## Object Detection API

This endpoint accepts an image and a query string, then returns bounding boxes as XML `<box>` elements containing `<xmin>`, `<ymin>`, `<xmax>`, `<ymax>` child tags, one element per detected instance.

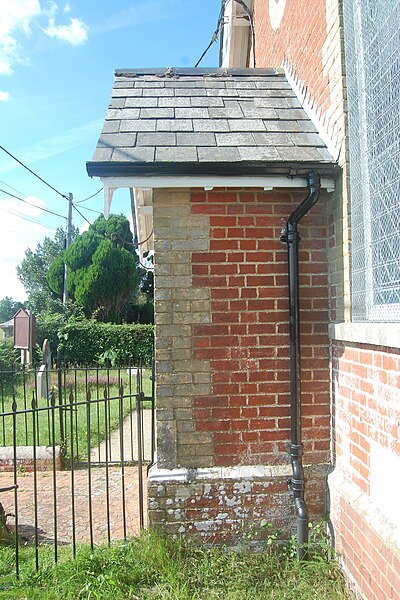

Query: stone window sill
<box><xmin>329</xmin><ymin>322</ymin><xmax>400</xmax><ymax>350</ymax></box>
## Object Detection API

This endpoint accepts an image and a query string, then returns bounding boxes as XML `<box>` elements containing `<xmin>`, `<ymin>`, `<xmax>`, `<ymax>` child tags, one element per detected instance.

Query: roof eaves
<box><xmin>86</xmin><ymin>160</ymin><xmax>340</xmax><ymax>179</ymax></box>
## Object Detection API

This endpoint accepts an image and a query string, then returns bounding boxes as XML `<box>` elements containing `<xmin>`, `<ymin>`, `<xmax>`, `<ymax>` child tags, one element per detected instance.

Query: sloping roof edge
<box><xmin>87</xmin><ymin>160</ymin><xmax>339</xmax><ymax>179</ymax></box>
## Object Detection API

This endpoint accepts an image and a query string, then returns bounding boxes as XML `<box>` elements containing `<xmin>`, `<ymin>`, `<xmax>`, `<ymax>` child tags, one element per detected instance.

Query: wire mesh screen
<box><xmin>343</xmin><ymin>0</ymin><xmax>400</xmax><ymax>321</ymax></box>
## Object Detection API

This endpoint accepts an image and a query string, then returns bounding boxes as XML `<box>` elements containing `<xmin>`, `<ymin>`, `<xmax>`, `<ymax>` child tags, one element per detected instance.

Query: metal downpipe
<box><xmin>280</xmin><ymin>171</ymin><xmax>321</xmax><ymax>560</ymax></box>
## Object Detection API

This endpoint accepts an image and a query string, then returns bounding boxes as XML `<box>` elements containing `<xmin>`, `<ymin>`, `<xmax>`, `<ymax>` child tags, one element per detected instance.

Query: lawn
<box><xmin>0</xmin><ymin>367</ymin><xmax>153</xmax><ymax>461</ymax></box>
<box><xmin>0</xmin><ymin>532</ymin><xmax>352</xmax><ymax>599</ymax></box>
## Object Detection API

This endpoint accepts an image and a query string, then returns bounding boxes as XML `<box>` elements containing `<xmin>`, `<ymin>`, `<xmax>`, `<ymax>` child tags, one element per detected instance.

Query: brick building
<box><xmin>87</xmin><ymin>0</ymin><xmax>400</xmax><ymax>598</ymax></box>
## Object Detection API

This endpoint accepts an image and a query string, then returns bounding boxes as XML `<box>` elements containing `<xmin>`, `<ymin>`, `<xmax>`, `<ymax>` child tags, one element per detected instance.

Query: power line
<box><xmin>0</xmin><ymin>144</ymin><xmax>69</xmax><ymax>201</ymax></box>
<box><xmin>0</xmin><ymin>205</ymin><xmax>57</xmax><ymax>230</ymax></box>
<box><xmin>75</xmin><ymin>187</ymin><xmax>103</xmax><ymax>203</ymax></box>
<box><xmin>195</xmin><ymin>0</ymin><xmax>256</xmax><ymax>68</ymax></box>
<box><xmin>0</xmin><ymin>179</ymin><xmax>28</xmax><ymax>198</ymax></box>
<box><xmin>77</xmin><ymin>204</ymin><xmax>102</xmax><ymax>215</ymax></box>
<box><xmin>72</xmin><ymin>203</ymin><xmax>92</xmax><ymax>227</ymax></box>
<box><xmin>0</xmin><ymin>187</ymin><xmax>66</xmax><ymax>219</ymax></box>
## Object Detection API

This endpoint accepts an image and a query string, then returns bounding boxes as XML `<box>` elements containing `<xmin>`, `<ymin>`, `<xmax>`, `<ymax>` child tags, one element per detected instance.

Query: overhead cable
<box><xmin>0</xmin><ymin>187</ymin><xmax>66</xmax><ymax>219</ymax></box>
<box><xmin>0</xmin><ymin>144</ymin><xmax>69</xmax><ymax>201</ymax></box>
<box><xmin>75</xmin><ymin>187</ymin><xmax>103</xmax><ymax>204</ymax></box>
<box><xmin>0</xmin><ymin>205</ymin><xmax>57</xmax><ymax>230</ymax></box>
<box><xmin>195</xmin><ymin>0</ymin><xmax>256</xmax><ymax>68</ymax></box>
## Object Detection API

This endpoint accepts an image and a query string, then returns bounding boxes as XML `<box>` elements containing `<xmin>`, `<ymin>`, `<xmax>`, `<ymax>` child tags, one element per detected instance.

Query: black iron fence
<box><xmin>0</xmin><ymin>358</ymin><xmax>155</xmax><ymax>577</ymax></box>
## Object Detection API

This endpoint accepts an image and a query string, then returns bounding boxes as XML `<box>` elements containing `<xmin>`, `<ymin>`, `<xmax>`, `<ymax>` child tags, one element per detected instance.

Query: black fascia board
<box><xmin>86</xmin><ymin>160</ymin><xmax>339</xmax><ymax>179</ymax></box>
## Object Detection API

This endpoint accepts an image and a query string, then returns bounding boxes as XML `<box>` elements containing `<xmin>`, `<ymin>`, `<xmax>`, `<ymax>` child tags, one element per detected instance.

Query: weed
<box><xmin>0</xmin><ymin>532</ymin><xmax>352</xmax><ymax>599</ymax></box>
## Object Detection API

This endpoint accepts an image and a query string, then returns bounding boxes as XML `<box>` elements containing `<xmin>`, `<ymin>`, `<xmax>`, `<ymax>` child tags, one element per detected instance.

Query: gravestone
<box><xmin>37</xmin><ymin>339</ymin><xmax>51</xmax><ymax>400</ymax></box>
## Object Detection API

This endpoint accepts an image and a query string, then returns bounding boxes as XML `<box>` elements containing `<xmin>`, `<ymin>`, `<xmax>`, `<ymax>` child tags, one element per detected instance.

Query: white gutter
<box><xmin>102</xmin><ymin>174</ymin><xmax>335</xmax><ymax>217</ymax></box>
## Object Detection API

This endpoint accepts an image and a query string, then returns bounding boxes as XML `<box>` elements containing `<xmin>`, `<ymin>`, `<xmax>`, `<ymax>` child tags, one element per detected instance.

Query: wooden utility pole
<box><xmin>63</xmin><ymin>193</ymin><xmax>73</xmax><ymax>304</ymax></box>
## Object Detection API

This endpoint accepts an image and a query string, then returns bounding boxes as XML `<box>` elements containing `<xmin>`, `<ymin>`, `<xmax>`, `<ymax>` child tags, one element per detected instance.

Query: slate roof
<box><xmin>87</xmin><ymin>68</ymin><xmax>336</xmax><ymax>178</ymax></box>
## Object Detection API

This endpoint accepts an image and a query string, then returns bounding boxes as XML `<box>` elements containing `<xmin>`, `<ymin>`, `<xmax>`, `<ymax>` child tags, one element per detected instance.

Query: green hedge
<box><xmin>58</xmin><ymin>321</ymin><xmax>154</xmax><ymax>366</ymax></box>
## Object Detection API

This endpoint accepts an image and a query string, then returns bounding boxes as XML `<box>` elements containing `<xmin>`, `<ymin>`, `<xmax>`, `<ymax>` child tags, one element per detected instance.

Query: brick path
<box><xmin>0</xmin><ymin>466</ymin><xmax>147</xmax><ymax>545</ymax></box>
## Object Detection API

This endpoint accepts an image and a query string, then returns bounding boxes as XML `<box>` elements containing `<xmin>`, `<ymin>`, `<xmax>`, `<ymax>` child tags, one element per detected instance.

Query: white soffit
<box><xmin>102</xmin><ymin>174</ymin><xmax>335</xmax><ymax>217</ymax></box>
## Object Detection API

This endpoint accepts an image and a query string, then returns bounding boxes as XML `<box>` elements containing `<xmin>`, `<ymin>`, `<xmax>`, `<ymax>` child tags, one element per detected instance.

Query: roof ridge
<box><xmin>114</xmin><ymin>67</ymin><xmax>281</xmax><ymax>78</ymax></box>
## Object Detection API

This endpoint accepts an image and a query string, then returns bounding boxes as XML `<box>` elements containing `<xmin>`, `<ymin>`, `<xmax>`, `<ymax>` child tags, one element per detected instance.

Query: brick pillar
<box><xmin>148</xmin><ymin>187</ymin><xmax>330</xmax><ymax>545</ymax></box>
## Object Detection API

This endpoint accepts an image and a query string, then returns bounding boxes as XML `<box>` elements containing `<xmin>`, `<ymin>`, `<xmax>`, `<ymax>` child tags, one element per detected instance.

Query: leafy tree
<box><xmin>17</xmin><ymin>226</ymin><xmax>79</xmax><ymax>315</ymax></box>
<box><xmin>0</xmin><ymin>297</ymin><xmax>25</xmax><ymax>323</ymax></box>
<box><xmin>47</xmin><ymin>214</ymin><xmax>138</xmax><ymax>323</ymax></box>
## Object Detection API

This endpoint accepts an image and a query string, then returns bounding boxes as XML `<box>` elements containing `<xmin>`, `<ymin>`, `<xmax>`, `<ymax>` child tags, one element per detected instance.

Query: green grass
<box><xmin>0</xmin><ymin>532</ymin><xmax>351</xmax><ymax>599</ymax></box>
<box><xmin>0</xmin><ymin>368</ymin><xmax>153</xmax><ymax>461</ymax></box>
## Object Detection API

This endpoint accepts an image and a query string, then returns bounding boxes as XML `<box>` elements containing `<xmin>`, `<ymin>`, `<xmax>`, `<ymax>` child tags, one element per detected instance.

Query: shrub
<box><xmin>0</xmin><ymin>339</ymin><xmax>19</xmax><ymax>371</ymax></box>
<box><xmin>58</xmin><ymin>321</ymin><xmax>154</xmax><ymax>366</ymax></box>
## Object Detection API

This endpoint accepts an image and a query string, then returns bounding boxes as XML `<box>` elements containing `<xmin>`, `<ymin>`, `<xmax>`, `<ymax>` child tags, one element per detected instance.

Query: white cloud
<box><xmin>0</xmin><ymin>0</ymin><xmax>41</xmax><ymax>75</ymax></box>
<box><xmin>0</xmin><ymin>195</ymin><xmax>49</xmax><ymax>300</ymax></box>
<box><xmin>0</xmin><ymin>0</ymin><xmax>88</xmax><ymax>82</ymax></box>
<box><xmin>44</xmin><ymin>16</ymin><xmax>88</xmax><ymax>45</ymax></box>
<box><xmin>0</xmin><ymin>91</ymin><xmax>11</xmax><ymax>101</ymax></box>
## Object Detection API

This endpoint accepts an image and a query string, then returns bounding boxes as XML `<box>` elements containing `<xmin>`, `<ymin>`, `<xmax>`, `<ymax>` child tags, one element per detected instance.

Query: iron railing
<box><xmin>0</xmin><ymin>358</ymin><xmax>155</xmax><ymax>577</ymax></box>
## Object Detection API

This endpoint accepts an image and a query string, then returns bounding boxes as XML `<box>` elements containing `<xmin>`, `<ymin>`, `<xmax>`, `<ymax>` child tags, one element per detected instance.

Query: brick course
<box><xmin>191</xmin><ymin>188</ymin><xmax>330</xmax><ymax>467</ymax></box>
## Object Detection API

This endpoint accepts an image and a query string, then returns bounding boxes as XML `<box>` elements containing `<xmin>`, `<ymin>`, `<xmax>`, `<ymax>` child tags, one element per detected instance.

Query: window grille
<box><xmin>343</xmin><ymin>0</ymin><xmax>400</xmax><ymax>321</ymax></box>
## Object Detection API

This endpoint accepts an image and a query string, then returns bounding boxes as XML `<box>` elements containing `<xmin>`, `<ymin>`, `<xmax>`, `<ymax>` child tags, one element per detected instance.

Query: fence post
<box><xmin>56</xmin><ymin>350</ymin><xmax>65</xmax><ymax>444</ymax></box>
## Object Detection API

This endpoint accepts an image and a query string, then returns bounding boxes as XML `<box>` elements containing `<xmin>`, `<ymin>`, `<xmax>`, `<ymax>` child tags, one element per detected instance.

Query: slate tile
<box><xmin>134</xmin><ymin>81</ymin><xmax>165</xmax><ymax>88</ymax></box>
<box><xmin>297</xmin><ymin>120</ymin><xmax>318</xmax><ymax>133</ymax></box>
<box><xmin>112</xmin><ymin>88</ymin><xmax>142</xmax><ymax>97</ymax></box>
<box><xmin>99</xmin><ymin>132</ymin><xmax>137</xmax><ymax>147</ymax></box>
<box><xmin>106</xmin><ymin>108</ymin><xmax>140</xmax><ymax>120</ymax></box>
<box><xmin>193</xmin><ymin>119</ymin><xmax>230</xmax><ymax>132</ymax></box>
<box><xmin>140</xmin><ymin>107</ymin><xmax>174</xmax><ymax>118</ymax></box>
<box><xmin>228</xmin><ymin>119</ymin><xmax>266</xmax><ymax>131</ymax></box>
<box><xmin>277</xmin><ymin>146</ymin><xmax>324</xmax><ymax>161</ymax></box>
<box><xmin>238</xmin><ymin>89</ymin><xmax>275</xmax><ymax>97</ymax></box>
<box><xmin>92</xmin><ymin>148</ymin><xmax>113</xmax><ymax>161</ymax></box>
<box><xmin>240</xmin><ymin>105</ymin><xmax>278</xmax><ymax>119</ymax></box>
<box><xmin>159</xmin><ymin>97</ymin><xmax>191</xmax><ymax>107</ymax></box>
<box><xmin>197</xmin><ymin>147</ymin><xmax>241</xmax><ymax>161</ymax></box>
<box><xmin>317</xmin><ymin>147</ymin><xmax>335</xmax><ymax>161</ymax></box>
<box><xmin>256</xmin><ymin>80</ymin><xmax>291</xmax><ymax>89</ymax></box>
<box><xmin>177</xmin><ymin>132</ymin><xmax>216</xmax><ymax>146</ymax></box>
<box><xmin>238</xmin><ymin>146</ymin><xmax>281</xmax><ymax>160</ymax></box>
<box><xmin>102</xmin><ymin>120</ymin><xmax>121</xmax><ymax>133</ymax></box>
<box><xmin>175</xmin><ymin>107</ymin><xmax>209</xmax><ymax>118</ymax></box>
<box><xmin>253</xmin><ymin>132</ymin><xmax>293</xmax><ymax>146</ymax></box>
<box><xmin>289</xmin><ymin>133</ymin><xmax>326</xmax><ymax>146</ymax></box>
<box><xmin>143</xmin><ymin>88</ymin><xmax>175</xmax><ymax>97</ymax></box>
<box><xmin>215</xmin><ymin>132</ymin><xmax>256</xmax><ymax>146</ymax></box>
<box><xmin>264</xmin><ymin>120</ymin><xmax>304</xmax><ymax>133</ymax></box>
<box><xmin>190</xmin><ymin>97</ymin><xmax>224</xmax><ymax>107</ymax></box>
<box><xmin>113</xmin><ymin>81</ymin><xmax>135</xmax><ymax>89</ymax></box>
<box><xmin>156</xmin><ymin>147</ymin><xmax>198</xmax><ymax>161</ymax></box>
<box><xmin>225</xmin><ymin>81</ymin><xmax>256</xmax><ymax>89</ymax></box>
<box><xmin>276</xmin><ymin>109</ymin><xmax>308</xmax><ymax>120</ymax></box>
<box><xmin>209</xmin><ymin>102</ymin><xmax>243</xmax><ymax>118</ymax></box>
<box><xmin>165</xmin><ymin>80</ymin><xmax>203</xmax><ymax>88</ymax></box>
<box><xmin>109</xmin><ymin>97</ymin><xmax>125</xmax><ymax>108</ymax></box>
<box><xmin>203</xmin><ymin>80</ymin><xmax>227</xmax><ymax>88</ymax></box>
<box><xmin>125</xmin><ymin>97</ymin><xmax>158</xmax><ymax>107</ymax></box>
<box><xmin>205</xmin><ymin>88</ymin><xmax>239</xmax><ymax>97</ymax></box>
<box><xmin>157</xmin><ymin>119</ymin><xmax>193</xmax><ymax>132</ymax></box>
<box><xmin>113</xmin><ymin>147</ymin><xmax>155</xmax><ymax>162</ymax></box>
<box><xmin>254</xmin><ymin>97</ymin><xmax>290</xmax><ymax>109</ymax></box>
<box><xmin>177</xmin><ymin>88</ymin><xmax>208</xmax><ymax>96</ymax></box>
<box><xmin>137</xmin><ymin>132</ymin><xmax>176</xmax><ymax>146</ymax></box>
<box><xmin>120</xmin><ymin>120</ymin><xmax>156</xmax><ymax>132</ymax></box>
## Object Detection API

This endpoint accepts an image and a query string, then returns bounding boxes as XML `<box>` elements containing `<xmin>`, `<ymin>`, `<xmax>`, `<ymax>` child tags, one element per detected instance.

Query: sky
<box><xmin>0</xmin><ymin>0</ymin><xmax>221</xmax><ymax>301</ymax></box>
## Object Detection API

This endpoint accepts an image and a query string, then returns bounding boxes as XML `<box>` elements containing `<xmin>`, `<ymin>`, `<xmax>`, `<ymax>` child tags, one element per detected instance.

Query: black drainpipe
<box><xmin>280</xmin><ymin>171</ymin><xmax>321</xmax><ymax>560</ymax></box>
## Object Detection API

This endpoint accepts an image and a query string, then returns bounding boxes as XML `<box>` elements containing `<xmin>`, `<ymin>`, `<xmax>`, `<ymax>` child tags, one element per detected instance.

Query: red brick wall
<box><xmin>334</xmin><ymin>491</ymin><xmax>400</xmax><ymax>600</ymax></box>
<box><xmin>332</xmin><ymin>343</ymin><xmax>400</xmax><ymax>493</ymax></box>
<box><xmin>252</xmin><ymin>0</ymin><xmax>333</xmax><ymax>131</ymax></box>
<box><xmin>190</xmin><ymin>188</ymin><xmax>330</xmax><ymax>467</ymax></box>
<box><xmin>331</xmin><ymin>342</ymin><xmax>400</xmax><ymax>599</ymax></box>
